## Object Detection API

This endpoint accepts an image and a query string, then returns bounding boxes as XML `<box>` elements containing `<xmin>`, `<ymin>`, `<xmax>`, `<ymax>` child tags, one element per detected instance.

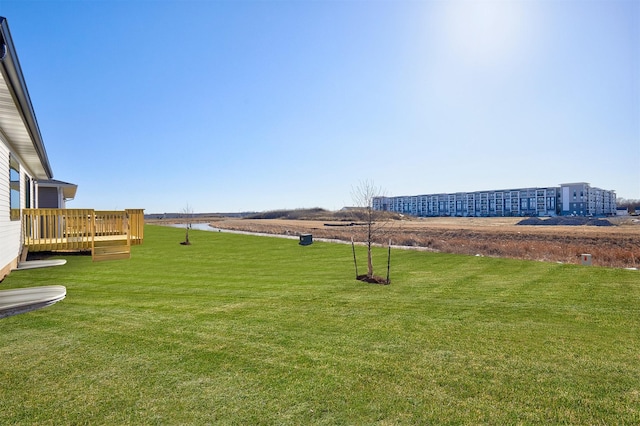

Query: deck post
<box><xmin>126</xmin><ymin>209</ymin><xmax>145</xmax><ymax>245</ymax></box>
<box><xmin>91</xmin><ymin>209</ymin><xmax>96</xmax><ymax>256</ymax></box>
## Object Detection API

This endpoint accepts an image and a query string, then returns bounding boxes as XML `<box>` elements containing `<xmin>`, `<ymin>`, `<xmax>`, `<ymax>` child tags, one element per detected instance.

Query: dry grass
<box><xmin>192</xmin><ymin>216</ymin><xmax>640</xmax><ymax>268</ymax></box>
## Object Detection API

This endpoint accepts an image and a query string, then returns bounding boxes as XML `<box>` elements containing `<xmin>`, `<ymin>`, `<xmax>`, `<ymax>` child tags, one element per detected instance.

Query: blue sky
<box><xmin>2</xmin><ymin>0</ymin><xmax>638</xmax><ymax>213</ymax></box>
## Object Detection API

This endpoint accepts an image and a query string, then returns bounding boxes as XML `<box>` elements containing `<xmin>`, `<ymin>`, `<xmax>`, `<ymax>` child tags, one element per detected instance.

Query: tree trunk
<box><xmin>367</xmin><ymin>240</ymin><xmax>374</xmax><ymax>277</ymax></box>
<box><xmin>367</xmin><ymin>206</ymin><xmax>374</xmax><ymax>277</ymax></box>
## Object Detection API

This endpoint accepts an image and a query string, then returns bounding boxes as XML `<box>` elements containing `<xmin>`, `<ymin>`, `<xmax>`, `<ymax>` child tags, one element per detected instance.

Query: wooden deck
<box><xmin>22</xmin><ymin>209</ymin><xmax>144</xmax><ymax>261</ymax></box>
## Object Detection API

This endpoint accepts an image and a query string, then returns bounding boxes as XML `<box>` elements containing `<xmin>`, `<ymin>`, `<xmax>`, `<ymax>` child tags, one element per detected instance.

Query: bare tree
<box><xmin>617</xmin><ymin>198</ymin><xmax>640</xmax><ymax>214</ymax></box>
<box><xmin>351</xmin><ymin>180</ymin><xmax>392</xmax><ymax>283</ymax></box>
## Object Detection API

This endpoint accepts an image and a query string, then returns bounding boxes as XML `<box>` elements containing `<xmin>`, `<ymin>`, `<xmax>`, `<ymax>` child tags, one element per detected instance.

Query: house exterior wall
<box><xmin>0</xmin><ymin>17</ymin><xmax>55</xmax><ymax>281</ymax></box>
<box><xmin>0</xmin><ymin>141</ymin><xmax>22</xmax><ymax>280</ymax></box>
<box><xmin>38</xmin><ymin>186</ymin><xmax>59</xmax><ymax>208</ymax></box>
<box><xmin>373</xmin><ymin>183</ymin><xmax>616</xmax><ymax>218</ymax></box>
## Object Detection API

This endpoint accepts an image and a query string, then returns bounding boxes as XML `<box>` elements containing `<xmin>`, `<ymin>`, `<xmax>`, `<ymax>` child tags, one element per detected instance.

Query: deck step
<box><xmin>92</xmin><ymin>240</ymin><xmax>130</xmax><ymax>262</ymax></box>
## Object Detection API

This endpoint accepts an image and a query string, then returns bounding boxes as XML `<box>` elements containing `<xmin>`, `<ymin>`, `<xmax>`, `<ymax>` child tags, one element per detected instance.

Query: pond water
<box><xmin>168</xmin><ymin>223</ymin><xmax>221</xmax><ymax>232</ymax></box>
<box><xmin>165</xmin><ymin>222</ymin><xmax>300</xmax><ymax>240</ymax></box>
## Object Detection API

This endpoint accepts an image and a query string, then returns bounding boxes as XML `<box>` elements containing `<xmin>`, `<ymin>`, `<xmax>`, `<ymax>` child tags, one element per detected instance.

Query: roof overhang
<box><xmin>38</xmin><ymin>179</ymin><xmax>78</xmax><ymax>200</ymax></box>
<box><xmin>0</xmin><ymin>17</ymin><xmax>52</xmax><ymax>180</ymax></box>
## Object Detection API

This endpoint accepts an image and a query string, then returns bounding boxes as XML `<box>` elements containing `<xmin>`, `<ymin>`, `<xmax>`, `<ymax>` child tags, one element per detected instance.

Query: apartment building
<box><xmin>373</xmin><ymin>183</ymin><xmax>616</xmax><ymax>218</ymax></box>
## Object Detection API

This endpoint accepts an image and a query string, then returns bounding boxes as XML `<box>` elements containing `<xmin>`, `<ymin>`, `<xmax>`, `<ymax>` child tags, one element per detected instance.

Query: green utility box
<box><xmin>299</xmin><ymin>234</ymin><xmax>313</xmax><ymax>246</ymax></box>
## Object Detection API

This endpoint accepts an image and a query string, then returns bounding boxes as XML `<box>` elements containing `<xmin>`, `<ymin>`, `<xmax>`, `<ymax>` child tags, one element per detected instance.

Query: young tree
<box><xmin>180</xmin><ymin>203</ymin><xmax>193</xmax><ymax>245</ymax></box>
<box><xmin>351</xmin><ymin>180</ymin><xmax>392</xmax><ymax>282</ymax></box>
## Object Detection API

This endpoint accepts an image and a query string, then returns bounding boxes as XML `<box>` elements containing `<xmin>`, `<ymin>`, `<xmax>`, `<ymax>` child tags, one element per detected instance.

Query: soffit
<box><xmin>38</xmin><ymin>179</ymin><xmax>78</xmax><ymax>200</ymax></box>
<box><xmin>0</xmin><ymin>71</ymin><xmax>49</xmax><ymax>179</ymax></box>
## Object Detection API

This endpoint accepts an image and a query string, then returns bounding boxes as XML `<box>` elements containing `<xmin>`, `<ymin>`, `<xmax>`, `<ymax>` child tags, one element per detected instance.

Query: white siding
<box><xmin>0</xmin><ymin>141</ymin><xmax>22</xmax><ymax>275</ymax></box>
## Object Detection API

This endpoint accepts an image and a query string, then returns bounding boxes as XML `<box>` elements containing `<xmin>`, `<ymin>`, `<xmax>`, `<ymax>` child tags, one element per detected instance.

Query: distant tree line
<box><xmin>245</xmin><ymin>207</ymin><xmax>402</xmax><ymax>222</ymax></box>
<box><xmin>617</xmin><ymin>198</ymin><xmax>640</xmax><ymax>213</ymax></box>
<box><xmin>247</xmin><ymin>208</ymin><xmax>331</xmax><ymax>220</ymax></box>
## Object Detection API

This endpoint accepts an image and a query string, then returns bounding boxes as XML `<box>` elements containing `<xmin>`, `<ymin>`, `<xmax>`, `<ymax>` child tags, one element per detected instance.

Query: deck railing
<box><xmin>23</xmin><ymin>208</ymin><xmax>94</xmax><ymax>251</ymax></box>
<box><xmin>126</xmin><ymin>209</ymin><xmax>145</xmax><ymax>245</ymax></box>
<box><xmin>94</xmin><ymin>210</ymin><xmax>128</xmax><ymax>237</ymax></box>
<box><xmin>22</xmin><ymin>208</ymin><xmax>144</xmax><ymax>252</ymax></box>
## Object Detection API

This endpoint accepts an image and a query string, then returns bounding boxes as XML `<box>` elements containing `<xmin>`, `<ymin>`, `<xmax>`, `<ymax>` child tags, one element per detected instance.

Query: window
<box><xmin>25</xmin><ymin>176</ymin><xmax>31</xmax><ymax>208</ymax></box>
<box><xmin>9</xmin><ymin>156</ymin><xmax>20</xmax><ymax>220</ymax></box>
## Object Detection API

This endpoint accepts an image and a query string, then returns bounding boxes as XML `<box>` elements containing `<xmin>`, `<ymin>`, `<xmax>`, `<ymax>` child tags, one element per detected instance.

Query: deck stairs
<box><xmin>92</xmin><ymin>238</ymin><xmax>131</xmax><ymax>262</ymax></box>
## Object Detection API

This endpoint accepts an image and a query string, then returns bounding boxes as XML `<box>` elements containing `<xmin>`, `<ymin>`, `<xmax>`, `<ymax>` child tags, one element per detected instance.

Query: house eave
<box><xmin>37</xmin><ymin>179</ymin><xmax>78</xmax><ymax>200</ymax></box>
<box><xmin>0</xmin><ymin>17</ymin><xmax>53</xmax><ymax>180</ymax></box>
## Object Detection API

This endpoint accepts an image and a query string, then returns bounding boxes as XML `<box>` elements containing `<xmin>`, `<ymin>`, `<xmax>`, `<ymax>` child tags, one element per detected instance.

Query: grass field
<box><xmin>1</xmin><ymin>225</ymin><xmax>639</xmax><ymax>424</ymax></box>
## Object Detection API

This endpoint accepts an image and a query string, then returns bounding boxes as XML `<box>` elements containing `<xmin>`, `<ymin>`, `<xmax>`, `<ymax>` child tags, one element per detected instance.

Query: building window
<box><xmin>25</xmin><ymin>176</ymin><xmax>31</xmax><ymax>208</ymax></box>
<box><xmin>9</xmin><ymin>155</ymin><xmax>20</xmax><ymax>220</ymax></box>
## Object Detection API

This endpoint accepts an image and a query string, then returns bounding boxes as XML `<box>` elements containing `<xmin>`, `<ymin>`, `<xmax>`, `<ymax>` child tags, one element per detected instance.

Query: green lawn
<box><xmin>1</xmin><ymin>225</ymin><xmax>639</xmax><ymax>424</ymax></box>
